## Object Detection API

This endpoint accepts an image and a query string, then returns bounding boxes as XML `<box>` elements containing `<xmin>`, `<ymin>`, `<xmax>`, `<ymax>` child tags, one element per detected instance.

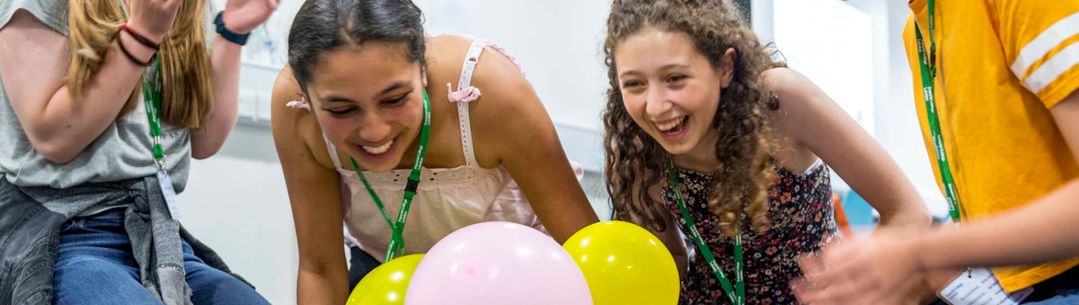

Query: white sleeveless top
<box><xmin>320</xmin><ymin>40</ymin><xmax>565</xmax><ymax>262</ymax></box>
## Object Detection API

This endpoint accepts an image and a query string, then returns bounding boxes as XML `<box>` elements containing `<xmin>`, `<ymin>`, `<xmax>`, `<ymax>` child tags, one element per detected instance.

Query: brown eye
<box><xmin>324</xmin><ymin>108</ymin><xmax>355</xmax><ymax>117</ymax></box>
<box><xmin>383</xmin><ymin>94</ymin><xmax>409</xmax><ymax>106</ymax></box>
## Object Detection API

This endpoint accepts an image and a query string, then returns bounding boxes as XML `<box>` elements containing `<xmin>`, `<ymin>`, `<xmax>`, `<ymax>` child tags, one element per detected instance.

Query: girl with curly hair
<box><xmin>602</xmin><ymin>0</ymin><xmax>931</xmax><ymax>303</ymax></box>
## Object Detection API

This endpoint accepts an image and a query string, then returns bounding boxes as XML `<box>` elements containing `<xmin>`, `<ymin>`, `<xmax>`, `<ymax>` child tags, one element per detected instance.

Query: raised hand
<box><xmin>221</xmin><ymin>0</ymin><xmax>281</xmax><ymax>35</ymax></box>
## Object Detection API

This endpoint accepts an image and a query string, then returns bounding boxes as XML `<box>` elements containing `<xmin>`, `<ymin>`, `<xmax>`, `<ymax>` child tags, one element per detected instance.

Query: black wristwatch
<box><xmin>214</xmin><ymin>11</ymin><xmax>250</xmax><ymax>46</ymax></box>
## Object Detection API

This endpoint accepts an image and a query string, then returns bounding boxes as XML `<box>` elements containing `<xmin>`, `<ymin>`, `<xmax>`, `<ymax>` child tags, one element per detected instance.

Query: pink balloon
<box><xmin>405</xmin><ymin>221</ymin><xmax>593</xmax><ymax>305</ymax></box>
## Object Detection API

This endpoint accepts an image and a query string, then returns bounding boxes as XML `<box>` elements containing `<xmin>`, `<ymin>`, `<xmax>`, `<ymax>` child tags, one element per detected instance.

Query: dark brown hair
<box><xmin>288</xmin><ymin>0</ymin><xmax>426</xmax><ymax>96</ymax></box>
<box><xmin>603</xmin><ymin>0</ymin><xmax>779</xmax><ymax>236</ymax></box>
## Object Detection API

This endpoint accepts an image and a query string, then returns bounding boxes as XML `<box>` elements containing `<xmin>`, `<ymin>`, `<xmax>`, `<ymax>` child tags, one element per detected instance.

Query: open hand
<box><xmin>793</xmin><ymin>229</ymin><xmax>926</xmax><ymax>305</ymax></box>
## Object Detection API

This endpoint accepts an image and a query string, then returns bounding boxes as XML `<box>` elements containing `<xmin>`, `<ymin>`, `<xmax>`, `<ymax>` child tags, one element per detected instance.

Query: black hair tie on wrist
<box><xmin>117</xmin><ymin>32</ymin><xmax>156</xmax><ymax>67</ymax></box>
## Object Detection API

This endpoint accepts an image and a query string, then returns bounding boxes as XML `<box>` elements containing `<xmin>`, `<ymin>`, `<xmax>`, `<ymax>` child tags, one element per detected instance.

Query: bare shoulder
<box><xmin>429</xmin><ymin>34</ymin><xmax>534</xmax><ymax>114</ymax></box>
<box><xmin>423</xmin><ymin>34</ymin><xmax>473</xmax><ymax>81</ymax></box>
<box><xmin>759</xmin><ymin>67</ymin><xmax>820</xmax><ymax>160</ymax></box>
<box><xmin>761</xmin><ymin>67</ymin><xmax>810</xmax><ymax>96</ymax></box>
<box><xmin>426</xmin><ymin>34</ymin><xmax>550</xmax><ymax>167</ymax></box>
<box><xmin>426</xmin><ymin>34</ymin><xmax>473</xmax><ymax>51</ymax></box>
<box><xmin>473</xmin><ymin>42</ymin><xmax>553</xmax><ymax>164</ymax></box>
<box><xmin>270</xmin><ymin>66</ymin><xmax>336</xmax><ymax>170</ymax></box>
<box><xmin>469</xmin><ymin>41</ymin><xmax>541</xmax><ymax>125</ymax></box>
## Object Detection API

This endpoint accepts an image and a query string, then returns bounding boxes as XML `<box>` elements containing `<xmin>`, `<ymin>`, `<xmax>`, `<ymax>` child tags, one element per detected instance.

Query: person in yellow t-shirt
<box><xmin>793</xmin><ymin>0</ymin><xmax>1079</xmax><ymax>304</ymax></box>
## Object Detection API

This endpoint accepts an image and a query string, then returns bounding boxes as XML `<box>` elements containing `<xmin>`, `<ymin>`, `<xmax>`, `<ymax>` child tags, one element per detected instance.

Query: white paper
<box><xmin>939</xmin><ymin>267</ymin><xmax>1032</xmax><ymax>305</ymax></box>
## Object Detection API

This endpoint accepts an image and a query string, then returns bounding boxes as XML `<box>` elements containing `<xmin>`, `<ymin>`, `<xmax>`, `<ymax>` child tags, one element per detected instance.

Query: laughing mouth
<box><xmin>361</xmin><ymin>138</ymin><xmax>394</xmax><ymax>155</ymax></box>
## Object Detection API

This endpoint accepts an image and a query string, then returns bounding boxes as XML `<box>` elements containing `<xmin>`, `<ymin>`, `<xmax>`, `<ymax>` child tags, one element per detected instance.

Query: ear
<box><xmin>718</xmin><ymin>47</ymin><xmax>737</xmax><ymax>88</ymax></box>
<box><xmin>420</xmin><ymin>67</ymin><xmax>428</xmax><ymax>87</ymax></box>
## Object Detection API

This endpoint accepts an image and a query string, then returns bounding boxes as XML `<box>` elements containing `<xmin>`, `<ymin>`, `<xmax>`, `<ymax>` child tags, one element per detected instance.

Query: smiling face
<box><xmin>613</xmin><ymin>27</ymin><xmax>734</xmax><ymax>158</ymax></box>
<box><xmin>306</xmin><ymin>41</ymin><xmax>426</xmax><ymax>171</ymax></box>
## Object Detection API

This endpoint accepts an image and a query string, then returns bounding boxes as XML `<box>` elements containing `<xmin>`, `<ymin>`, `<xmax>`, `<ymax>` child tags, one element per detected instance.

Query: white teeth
<box><xmin>362</xmin><ymin>139</ymin><xmax>394</xmax><ymax>155</ymax></box>
<box><xmin>656</xmin><ymin>117</ymin><xmax>685</xmax><ymax>132</ymax></box>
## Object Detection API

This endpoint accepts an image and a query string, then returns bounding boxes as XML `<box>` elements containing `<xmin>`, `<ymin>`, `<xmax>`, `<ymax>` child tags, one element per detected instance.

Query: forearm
<box><xmin>842</xmin><ymin>160</ymin><xmax>931</xmax><ymax>231</ymax></box>
<box><xmin>913</xmin><ymin>180</ymin><xmax>1079</xmax><ymax>271</ymax></box>
<box><xmin>840</xmin><ymin>141</ymin><xmax>931</xmax><ymax>230</ymax></box>
<box><xmin>191</xmin><ymin>35</ymin><xmax>242</xmax><ymax>159</ymax></box>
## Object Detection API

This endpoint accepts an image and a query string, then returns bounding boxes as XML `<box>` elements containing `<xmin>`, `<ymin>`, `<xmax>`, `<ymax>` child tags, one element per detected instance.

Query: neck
<box><xmin>671</xmin><ymin>130</ymin><xmax>721</xmax><ymax>173</ymax></box>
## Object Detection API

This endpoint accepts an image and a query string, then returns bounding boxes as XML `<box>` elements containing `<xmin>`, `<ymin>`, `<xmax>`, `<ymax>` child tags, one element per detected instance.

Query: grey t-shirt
<box><xmin>0</xmin><ymin>0</ymin><xmax>191</xmax><ymax>192</ymax></box>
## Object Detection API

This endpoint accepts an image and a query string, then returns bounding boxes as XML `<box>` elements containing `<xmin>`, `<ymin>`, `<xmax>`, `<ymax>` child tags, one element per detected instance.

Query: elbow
<box><xmin>32</xmin><ymin>136</ymin><xmax>81</xmax><ymax>165</ymax></box>
<box><xmin>191</xmin><ymin>144</ymin><xmax>221</xmax><ymax>160</ymax></box>
<box><xmin>189</xmin><ymin>121</ymin><xmax>236</xmax><ymax>160</ymax></box>
<box><xmin>190</xmin><ymin>134</ymin><xmax>227</xmax><ymax>160</ymax></box>
<box><xmin>877</xmin><ymin>203</ymin><xmax>933</xmax><ymax>228</ymax></box>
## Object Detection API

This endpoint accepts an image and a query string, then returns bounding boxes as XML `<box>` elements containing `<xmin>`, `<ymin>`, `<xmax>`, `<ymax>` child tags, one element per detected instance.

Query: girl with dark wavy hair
<box><xmin>602</xmin><ymin>0</ymin><xmax>930</xmax><ymax>303</ymax></box>
<box><xmin>272</xmin><ymin>0</ymin><xmax>600</xmax><ymax>303</ymax></box>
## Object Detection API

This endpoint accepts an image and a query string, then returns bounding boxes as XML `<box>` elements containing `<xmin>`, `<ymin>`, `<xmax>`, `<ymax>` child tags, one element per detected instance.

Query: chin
<box><xmin>351</xmin><ymin>149</ymin><xmax>404</xmax><ymax>172</ymax></box>
<box><xmin>654</xmin><ymin>135</ymin><xmax>699</xmax><ymax>154</ymax></box>
<box><xmin>661</xmin><ymin>144</ymin><xmax>690</xmax><ymax>155</ymax></box>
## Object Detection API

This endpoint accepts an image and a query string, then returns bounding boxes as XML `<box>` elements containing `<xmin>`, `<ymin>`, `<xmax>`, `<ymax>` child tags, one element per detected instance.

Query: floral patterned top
<box><xmin>661</xmin><ymin>162</ymin><xmax>839</xmax><ymax>305</ymax></box>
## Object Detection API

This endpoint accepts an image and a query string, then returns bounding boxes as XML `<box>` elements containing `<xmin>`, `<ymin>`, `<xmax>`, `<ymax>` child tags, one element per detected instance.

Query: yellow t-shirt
<box><xmin>904</xmin><ymin>0</ymin><xmax>1079</xmax><ymax>292</ymax></box>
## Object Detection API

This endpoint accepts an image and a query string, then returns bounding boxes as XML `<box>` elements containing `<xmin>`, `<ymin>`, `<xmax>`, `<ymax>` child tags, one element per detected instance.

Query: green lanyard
<box><xmin>117</xmin><ymin>1</ymin><xmax>167</xmax><ymax>171</ymax></box>
<box><xmin>348</xmin><ymin>89</ymin><xmax>431</xmax><ymax>261</ymax></box>
<box><xmin>666</xmin><ymin>158</ymin><xmax>744</xmax><ymax>305</ymax></box>
<box><xmin>914</xmin><ymin>0</ymin><xmax>962</xmax><ymax>222</ymax></box>
<box><xmin>142</xmin><ymin>61</ymin><xmax>166</xmax><ymax>170</ymax></box>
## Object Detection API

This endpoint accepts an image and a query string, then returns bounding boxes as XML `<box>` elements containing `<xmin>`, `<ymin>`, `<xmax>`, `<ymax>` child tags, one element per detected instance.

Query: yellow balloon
<box><xmin>563</xmin><ymin>221</ymin><xmax>680</xmax><ymax>305</ymax></box>
<box><xmin>346</xmin><ymin>254</ymin><xmax>424</xmax><ymax>305</ymax></box>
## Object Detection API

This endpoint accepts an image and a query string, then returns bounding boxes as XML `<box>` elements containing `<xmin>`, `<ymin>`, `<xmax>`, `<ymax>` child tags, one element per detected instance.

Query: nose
<box><xmin>357</xmin><ymin>111</ymin><xmax>393</xmax><ymax>143</ymax></box>
<box><xmin>644</xmin><ymin>87</ymin><xmax>673</xmax><ymax>118</ymax></box>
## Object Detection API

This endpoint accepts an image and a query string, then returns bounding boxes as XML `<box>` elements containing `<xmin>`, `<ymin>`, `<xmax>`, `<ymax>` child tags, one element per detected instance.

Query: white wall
<box><xmin>415</xmin><ymin>0</ymin><xmax>612</xmax><ymax>133</ymax></box>
<box><xmin>773</xmin><ymin>0</ymin><xmax>875</xmax><ymax>135</ymax></box>
<box><xmin>762</xmin><ymin>0</ymin><xmax>947</xmax><ymax>217</ymax></box>
<box><xmin>847</xmin><ymin>0</ymin><xmax>948</xmax><ymax>216</ymax></box>
<box><xmin>179</xmin><ymin>123</ymin><xmax>297</xmax><ymax>304</ymax></box>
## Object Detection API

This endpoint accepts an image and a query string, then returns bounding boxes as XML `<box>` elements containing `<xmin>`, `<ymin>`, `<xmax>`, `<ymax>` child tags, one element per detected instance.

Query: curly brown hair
<box><xmin>603</xmin><ymin>0</ymin><xmax>779</xmax><ymax>236</ymax></box>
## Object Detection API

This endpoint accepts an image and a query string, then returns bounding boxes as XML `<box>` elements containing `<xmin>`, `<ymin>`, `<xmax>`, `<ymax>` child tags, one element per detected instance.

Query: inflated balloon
<box><xmin>346</xmin><ymin>254</ymin><xmax>424</xmax><ymax>305</ymax></box>
<box><xmin>563</xmin><ymin>220</ymin><xmax>679</xmax><ymax>305</ymax></box>
<box><xmin>405</xmin><ymin>221</ymin><xmax>592</xmax><ymax>305</ymax></box>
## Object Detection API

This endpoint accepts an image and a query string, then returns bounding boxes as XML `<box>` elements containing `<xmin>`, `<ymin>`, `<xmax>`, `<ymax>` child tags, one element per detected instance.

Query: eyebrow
<box><xmin>320</xmin><ymin>80</ymin><xmax>412</xmax><ymax>104</ymax></box>
<box><xmin>618</xmin><ymin>63</ymin><xmax>691</xmax><ymax>79</ymax></box>
<box><xmin>379</xmin><ymin>80</ymin><xmax>411</xmax><ymax>96</ymax></box>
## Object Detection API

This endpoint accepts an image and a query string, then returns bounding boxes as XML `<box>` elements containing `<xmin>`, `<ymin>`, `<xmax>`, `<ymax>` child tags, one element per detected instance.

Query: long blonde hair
<box><xmin>66</xmin><ymin>0</ymin><xmax>213</xmax><ymax>128</ymax></box>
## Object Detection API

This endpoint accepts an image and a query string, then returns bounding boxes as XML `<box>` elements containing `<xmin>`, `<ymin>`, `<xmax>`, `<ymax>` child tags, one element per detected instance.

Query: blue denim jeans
<box><xmin>1023</xmin><ymin>265</ymin><xmax>1079</xmax><ymax>304</ymax></box>
<box><xmin>52</xmin><ymin>210</ymin><xmax>270</xmax><ymax>305</ymax></box>
<box><xmin>347</xmin><ymin>246</ymin><xmax>382</xmax><ymax>290</ymax></box>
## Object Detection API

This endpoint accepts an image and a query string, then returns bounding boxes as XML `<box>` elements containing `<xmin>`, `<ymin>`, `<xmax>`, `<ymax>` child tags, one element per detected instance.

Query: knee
<box><xmin>186</xmin><ymin>263</ymin><xmax>269</xmax><ymax>305</ymax></box>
